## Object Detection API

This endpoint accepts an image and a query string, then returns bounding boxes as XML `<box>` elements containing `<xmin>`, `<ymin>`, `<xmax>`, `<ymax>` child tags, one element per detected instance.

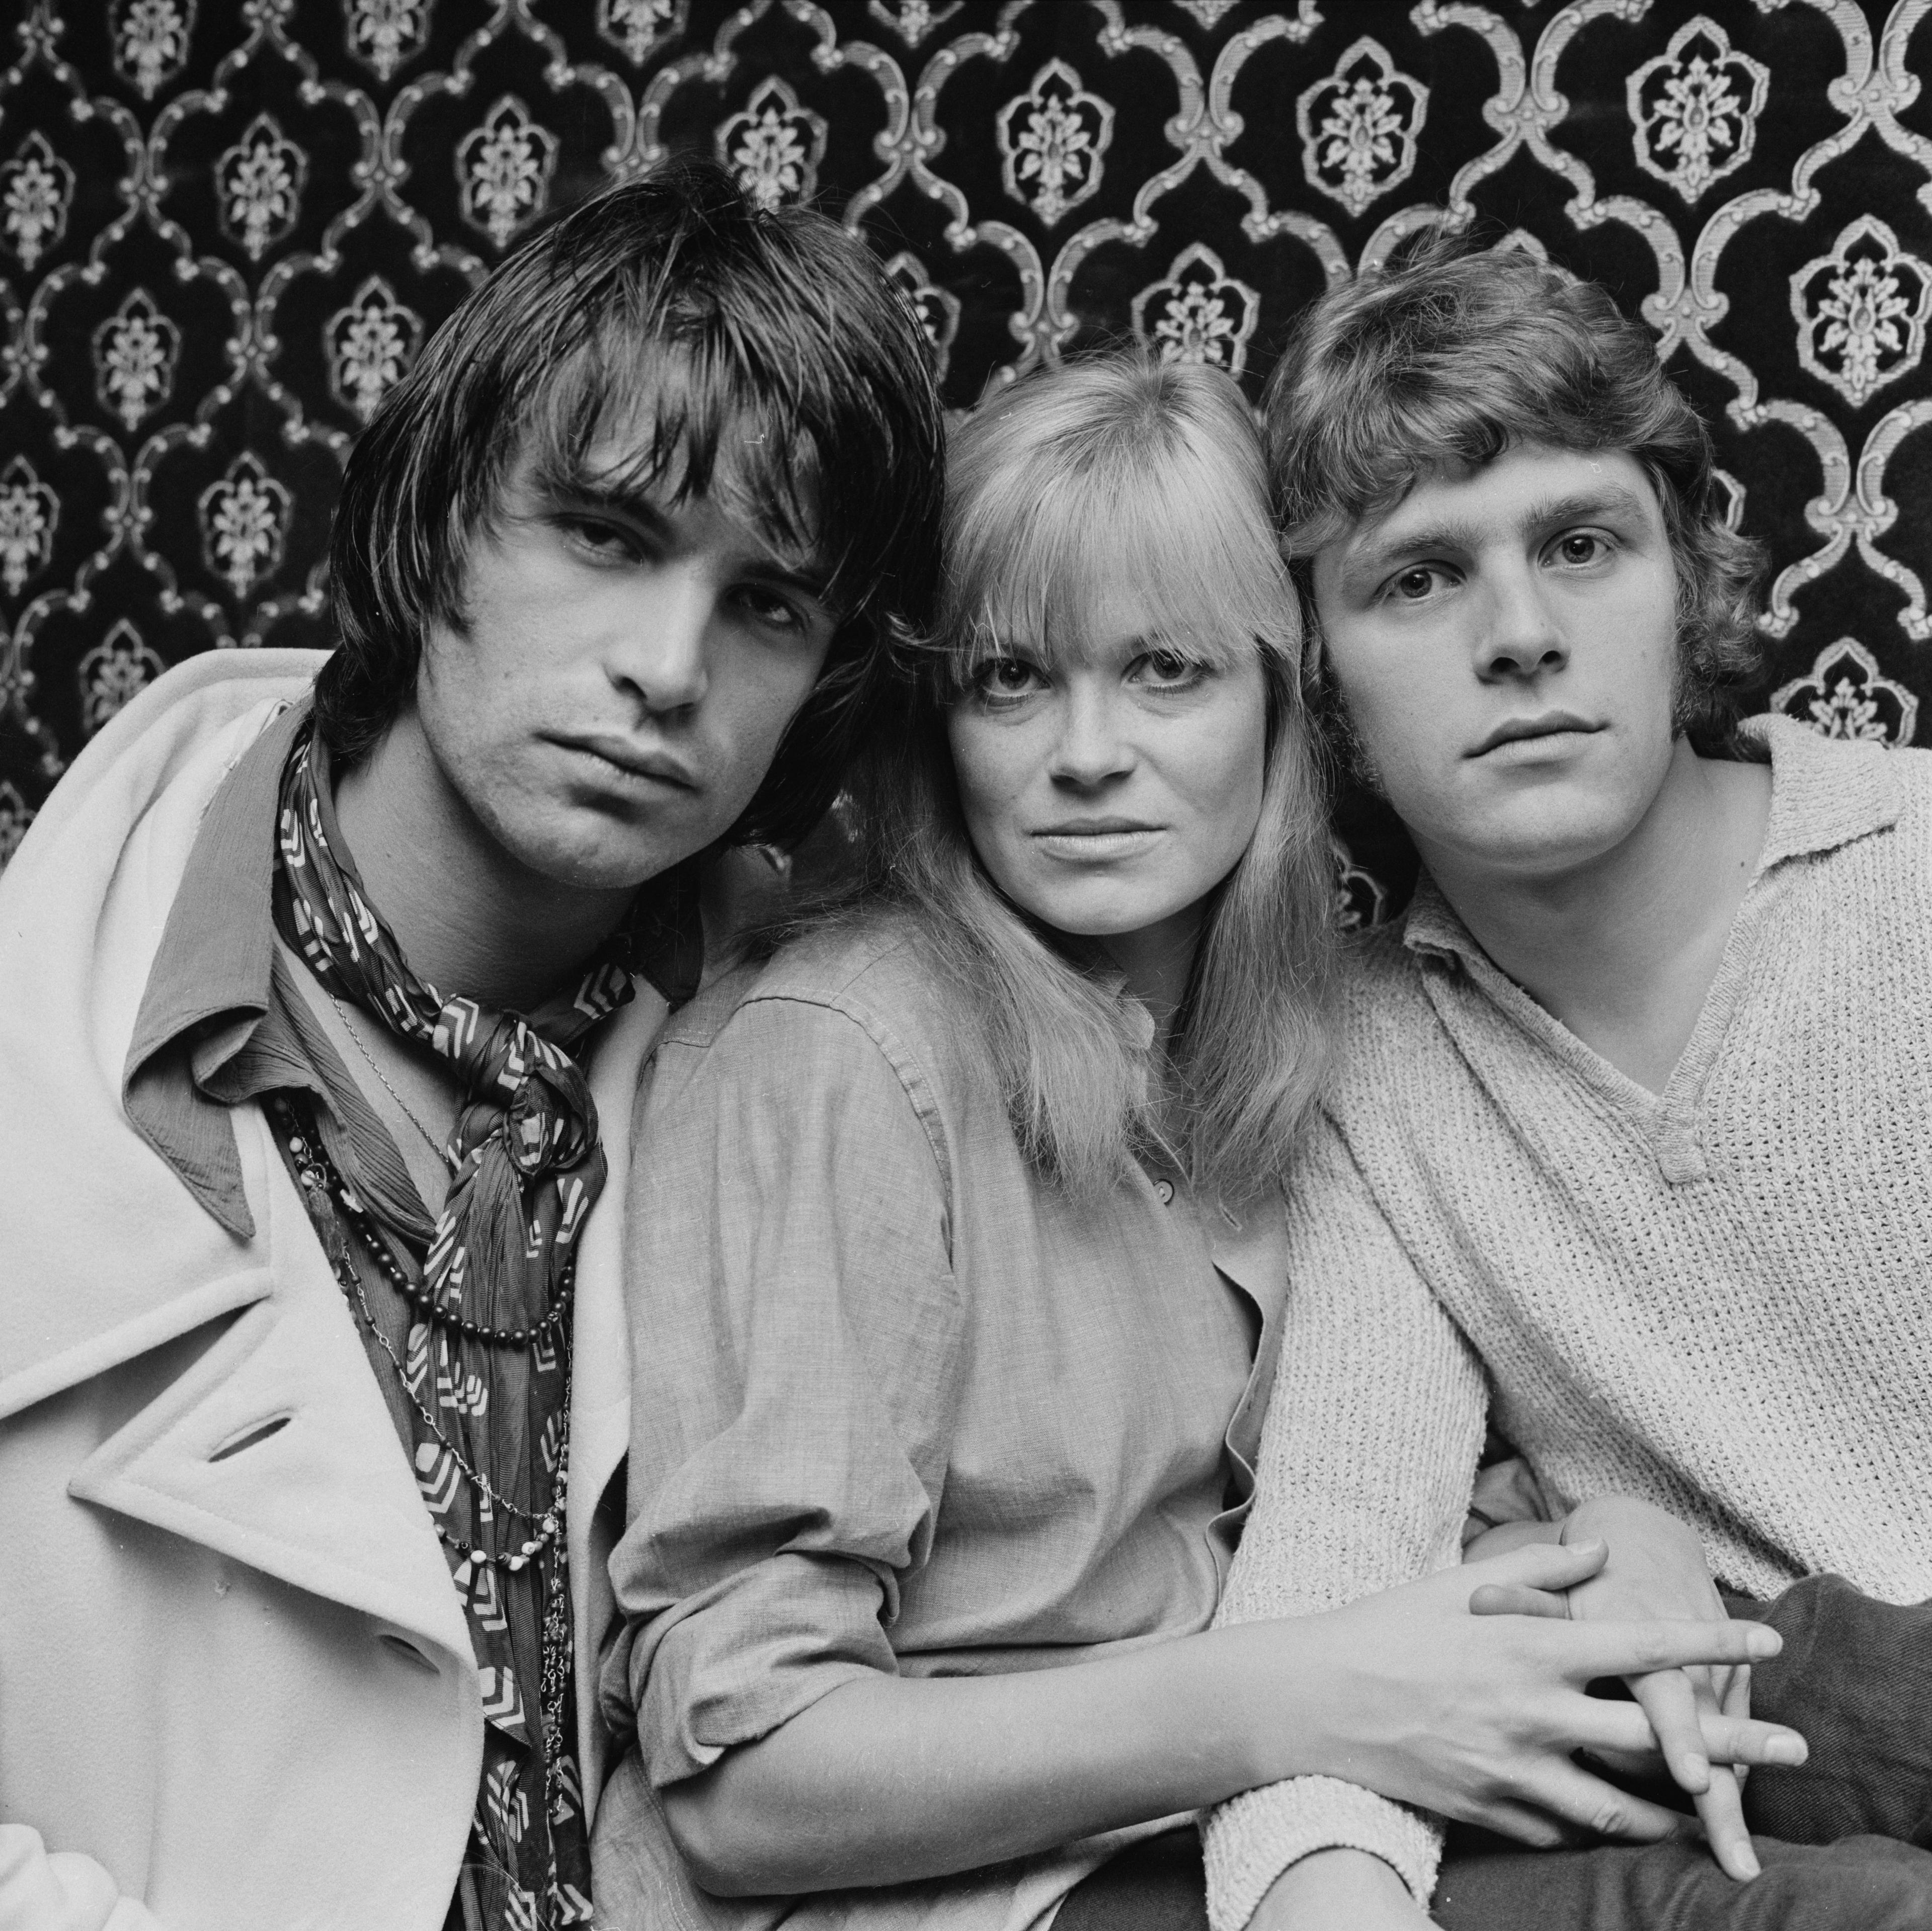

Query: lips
<box><xmin>1030</xmin><ymin>821</ymin><xmax>1163</xmax><ymax>862</ymax></box>
<box><xmin>1469</xmin><ymin>713</ymin><xmax>1602</xmax><ymax>758</ymax></box>
<box><xmin>1033</xmin><ymin>818</ymin><xmax>1159</xmax><ymax>837</ymax></box>
<box><xmin>553</xmin><ymin>734</ymin><xmax>698</xmax><ymax>790</ymax></box>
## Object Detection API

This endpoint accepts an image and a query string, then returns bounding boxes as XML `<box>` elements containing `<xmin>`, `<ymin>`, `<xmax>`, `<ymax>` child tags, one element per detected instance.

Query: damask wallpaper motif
<box><xmin>3</xmin><ymin>0</ymin><xmax>1930</xmax><ymax>908</ymax></box>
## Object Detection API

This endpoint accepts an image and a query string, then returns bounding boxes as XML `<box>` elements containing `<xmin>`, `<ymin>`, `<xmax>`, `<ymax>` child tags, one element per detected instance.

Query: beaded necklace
<box><xmin>272</xmin><ymin>1092</ymin><xmax>576</xmax><ymax>1884</ymax></box>
<box><xmin>265</xmin><ymin>723</ymin><xmax>696</xmax><ymax>1929</ymax></box>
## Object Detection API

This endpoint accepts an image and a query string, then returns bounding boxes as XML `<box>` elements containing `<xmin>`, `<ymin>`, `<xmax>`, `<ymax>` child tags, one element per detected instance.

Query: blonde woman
<box><xmin>589</xmin><ymin>353</ymin><xmax>1789</xmax><ymax>1931</ymax></box>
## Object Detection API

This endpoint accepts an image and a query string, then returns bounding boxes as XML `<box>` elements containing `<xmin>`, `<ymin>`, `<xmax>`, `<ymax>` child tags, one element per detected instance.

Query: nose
<box><xmin>611</xmin><ymin>562</ymin><xmax>711</xmax><ymax>714</ymax></box>
<box><xmin>1476</xmin><ymin>563</ymin><xmax>1568</xmax><ymax>683</ymax></box>
<box><xmin>1048</xmin><ymin>681</ymin><xmax>1133</xmax><ymax>789</ymax></box>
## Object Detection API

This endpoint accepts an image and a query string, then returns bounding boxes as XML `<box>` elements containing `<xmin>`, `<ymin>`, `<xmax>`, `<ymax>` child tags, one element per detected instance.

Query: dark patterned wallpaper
<box><xmin>5</xmin><ymin>0</ymin><xmax>1930</xmax><ymax>911</ymax></box>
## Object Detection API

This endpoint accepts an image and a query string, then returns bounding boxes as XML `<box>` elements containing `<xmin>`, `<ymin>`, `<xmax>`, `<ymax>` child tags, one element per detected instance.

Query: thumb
<box><xmin>1469</xmin><ymin>1581</ymin><xmax>1572</xmax><ymax>1620</ymax></box>
<box><xmin>1466</xmin><ymin>1537</ymin><xmax>1607</xmax><ymax>1594</ymax></box>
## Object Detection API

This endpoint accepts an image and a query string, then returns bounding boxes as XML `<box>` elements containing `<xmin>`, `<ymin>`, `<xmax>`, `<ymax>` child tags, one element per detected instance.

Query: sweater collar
<box><xmin>1401</xmin><ymin>716</ymin><xmax>1905</xmax><ymax>969</ymax></box>
<box><xmin>1745</xmin><ymin>711</ymin><xmax>1905</xmax><ymax>870</ymax></box>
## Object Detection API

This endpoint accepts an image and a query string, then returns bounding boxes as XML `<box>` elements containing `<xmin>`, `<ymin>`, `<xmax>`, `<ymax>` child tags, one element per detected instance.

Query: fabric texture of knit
<box><xmin>1203</xmin><ymin>717</ymin><xmax>1932</xmax><ymax>1928</ymax></box>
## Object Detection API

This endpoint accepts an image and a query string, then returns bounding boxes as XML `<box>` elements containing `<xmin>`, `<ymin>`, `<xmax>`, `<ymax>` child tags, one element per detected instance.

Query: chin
<box><xmin>503</xmin><ymin>816</ymin><xmax>691</xmax><ymax>894</ymax></box>
<box><xmin>1472</xmin><ymin>807</ymin><xmax>1644</xmax><ymax>877</ymax></box>
<box><xmin>1030</xmin><ymin>896</ymin><xmax>1176</xmax><ymax>940</ymax></box>
<box><xmin>1065</xmin><ymin>911</ymin><xmax>1168</xmax><ymax>939</ymax></box>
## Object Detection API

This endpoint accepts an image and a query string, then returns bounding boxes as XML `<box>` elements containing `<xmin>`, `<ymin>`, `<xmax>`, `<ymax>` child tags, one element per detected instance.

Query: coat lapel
<box><xmin>0</xmin><ymin>666</ymin><xmax>320</xmax><ymax>1424</ymax></box>
<box><xmin>1</xmin><ymin>651</ymin><xmax>675</xmax><ymax>1750</ymax></box>
<box><xmin>66</xmin><ymin>1105</ymin><xmax>474</xmax><ymax>1664</ymax></box>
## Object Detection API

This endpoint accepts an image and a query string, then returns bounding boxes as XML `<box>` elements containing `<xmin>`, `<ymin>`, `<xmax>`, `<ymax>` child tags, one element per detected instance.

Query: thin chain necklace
<box><xmin>329</xmin><ymin>991</ymin><xmax>448</xmax><ymax>1160</ymax></box>
<box><xmin>274</xmin><ymin>1089</ymin><xmax>580</xmax><ymax>1924</ymax></box>
<box><xmin>271</xmin><ymin>1093</ymin><xmax>568</xmax><ymax>1566</ymax></box>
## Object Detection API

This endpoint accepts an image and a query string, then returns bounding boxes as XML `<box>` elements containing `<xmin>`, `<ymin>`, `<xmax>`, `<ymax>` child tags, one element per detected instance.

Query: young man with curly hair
<box><xmin>1203</xmin><ymin>244</ymin><xmax>1932</xmax><ymax>1931</ymax></box>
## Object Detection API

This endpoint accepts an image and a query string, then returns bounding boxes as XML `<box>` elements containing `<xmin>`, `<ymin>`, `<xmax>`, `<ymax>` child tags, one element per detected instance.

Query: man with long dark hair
<box><xmin>0</xmin><ymin>154</ymin><xmax>941</xmax><ymax>1931</ymax></box>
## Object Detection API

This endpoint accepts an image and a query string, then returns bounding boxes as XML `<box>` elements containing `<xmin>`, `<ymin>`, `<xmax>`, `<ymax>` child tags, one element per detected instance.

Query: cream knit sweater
<box><xmin>1203</xmin><ymin>718</ymin><xmax>1932</xmax><ymax>1928</ymax></box>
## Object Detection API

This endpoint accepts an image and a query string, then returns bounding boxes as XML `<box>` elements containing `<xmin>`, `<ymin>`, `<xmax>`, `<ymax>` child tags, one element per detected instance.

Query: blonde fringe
<box><xmin>785</xmin><ymin>348</ymin><xmax>1339</xmax><ymax>1203</ymax></box>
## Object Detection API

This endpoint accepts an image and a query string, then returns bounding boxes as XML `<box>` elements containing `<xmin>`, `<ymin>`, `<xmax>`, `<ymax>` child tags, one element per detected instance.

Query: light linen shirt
<box><xmin>594</xmin><ymin>916</ymin><xmax>1289</xmax><ymax>1931</ymax></box>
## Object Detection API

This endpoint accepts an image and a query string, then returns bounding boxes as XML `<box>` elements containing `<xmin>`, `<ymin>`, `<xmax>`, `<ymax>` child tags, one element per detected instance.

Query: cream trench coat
<box><xmin>0</xmin><ymin>653</ymin><xmax>662</xmax><ymax>1931</ymax></box>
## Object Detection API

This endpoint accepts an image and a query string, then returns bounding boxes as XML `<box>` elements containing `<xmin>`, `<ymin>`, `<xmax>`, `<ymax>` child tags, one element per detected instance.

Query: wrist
<box><xmin>1560</xmin><ymin>1492</ymin><xmax>1711</xmax><ymax>1572</ymax></box>
<box><xmin>1562</xmin><ymin>1492</ymin><xmax>1677</xmax><ymax>1540</ymax></box>
<box><xmin>1203</xmin><ymin>1620</ymin><xmax>1318</xmax><ymax>1789</ymax></box>
<box><xmin>1252</xmin><ymin>1848</ymin><xmax>1420</xmax><ymax>1929</ymax></box>
<box><xmin>1559</xmin><ymin>1493</ymin><xmax>1722</xmax><ymax>1626</ymax></box>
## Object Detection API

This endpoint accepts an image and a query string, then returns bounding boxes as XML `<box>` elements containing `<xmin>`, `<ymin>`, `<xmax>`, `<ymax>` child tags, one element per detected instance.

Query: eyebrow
<box><xmin>540</xmin><ymin>470</ymin><xmax>837</xmax><ymax>605</ymax></box>
<box><xmin>1340</xmin><ymin>483</ymin><xmax>1656</xmax><ymax>591</ymax></box>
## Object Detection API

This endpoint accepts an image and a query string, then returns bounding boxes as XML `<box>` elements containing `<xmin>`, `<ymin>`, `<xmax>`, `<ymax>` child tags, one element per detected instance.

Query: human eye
<box><xmin>1385</xmin><ymin>563</ymin><xmax>1454</xmax><ymax>604</ymax></box>
<box><xmin>971</xmin><ymin>655</ymin><xmax>1048</xmax><ymax>704</ymax></box>
<box><xmin>734</xmin><ymin>582</ymin><xmax>813</xmax><ymax>635</ymax></box>
<box><xmin>1130</xmin><ymin>647</ymin><xmax>1211</xmax><ymax>692</ymax></box>
<box><xmin>1548</xmin><ymin>529</ymin><xmax>1615</xmax><ymax>569</ymax></box>
<box><xmin>555</xmin><ymin>513</ymin><xmax>643</xmax><ymax>565</ymax></box>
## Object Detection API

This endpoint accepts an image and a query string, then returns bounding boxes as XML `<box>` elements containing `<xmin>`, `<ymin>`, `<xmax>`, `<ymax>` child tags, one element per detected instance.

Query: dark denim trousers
<box><xmin>1055</xmin><ymin>1576</ymin><xmax>1932</xmax><ymax>1931</ymax></box>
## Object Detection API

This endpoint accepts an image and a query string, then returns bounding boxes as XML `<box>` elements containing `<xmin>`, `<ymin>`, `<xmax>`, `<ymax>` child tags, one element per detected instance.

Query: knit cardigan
<box><xmin>1203</xmin><ymin>718</ymin><xmax>1932</xmax><ymax>1928</ymax></box>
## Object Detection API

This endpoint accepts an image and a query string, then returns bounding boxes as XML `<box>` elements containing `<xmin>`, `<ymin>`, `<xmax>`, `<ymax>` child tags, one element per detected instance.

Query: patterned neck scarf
<box><xmin>270</xmin><ymin>718</ymin><xmax>700</xmax><ymax>1929</ymax></box>
<box><xmin>272</xmin><ymin>720</ymin><xmax>701</xmax><ymax>1331</ymax></box>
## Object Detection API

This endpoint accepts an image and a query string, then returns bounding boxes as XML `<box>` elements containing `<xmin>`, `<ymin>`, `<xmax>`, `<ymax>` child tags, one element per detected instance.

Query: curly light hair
<box><xmin>1264</xmin><ymin>237</ymin><xmax>1767</xmax><ymax>752</ymax></box>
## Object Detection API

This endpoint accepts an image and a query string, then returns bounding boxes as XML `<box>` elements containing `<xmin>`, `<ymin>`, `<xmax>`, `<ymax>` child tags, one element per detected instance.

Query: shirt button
<box><xmin>1153</xmin><ymin>1178</ymin><xmax>1175</xmax><ymax>1206</ymax></box>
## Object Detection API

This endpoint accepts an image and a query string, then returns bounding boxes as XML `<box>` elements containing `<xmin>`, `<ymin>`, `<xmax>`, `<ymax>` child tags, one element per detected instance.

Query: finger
<box><xmin>1466</xmin><ymin>1538</ymin><xmax>1608</xmax><ymax>1594</ymax></box>
<box><xmin>1694</xmin><ymin>1712</ymin><xmax>1807</xmax><ymax>1771</ymax></box>
<box><xmin>1458</xmin><ymin>1800</ymin><xmax>1571</xmax><ymax>1850</ymax></box>
<box><xmin>1546</xmin><ymin>1617</ymin><xmax>1781</xmax><ymax>1680</ymax></box>
<box><xmin>1693</xmin><ymin>1766</ymin><xmax>1760</xmax><ymax>1881</ymax></box>
<box><xmin>1469</xmin><ymin>1582</ymin><xmax>1571</xmax><ymax>1619</ymax></box>
<box><xmin>1525</xmin><ymin>1758</ymin><xmax>1706</xmax><ymax>1846</ymax></box>
<box><xmin>1632</xmin><ymin>1668</ymin><xmax>1711</xmax><ymax>1795</ymax></box>
<box><xmin>1721</xmin><ymin>1664</ymin><xmax>1752</xmax><ymax>1721</ymax></box>
<box><xmin>1577</xmin><ymin>1740</ymin><xmax>1666</xmax><ymax>1781</ymax></box>
<box><xmin>1568</xmin><ymin>1695</ymin><xmax>1676</xmax><ymax>1765</ymax></box>
<box><xmin>1563</xmin><ymin>1693</ymin><xmax>1806</xmax><ymax>1773</ymax></box>
<box><xmin>1721</xmin><ymin>1665</ymin><xmax>1755</xmax><ymax>1789</ymax></box>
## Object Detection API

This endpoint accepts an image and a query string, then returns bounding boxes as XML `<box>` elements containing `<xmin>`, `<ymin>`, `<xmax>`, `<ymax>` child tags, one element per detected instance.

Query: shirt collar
<box><xmin>124</xmin><ymin>697</ymin><xmax>306</xmax><ymax>1111</ymax></box>
<box><xmin>1400</xmin><ymin>716</ymin><xmax>1905</xmax><ymax>970</ymax></box>
<box><xmin>124</xmin><ymin>700</ymin><xmax>709</xmax><ymax>1234</ymax></box>
<box><xmin>1744</xmin><ymin>711</ymin><xmax>1904</xmax><ymax>870</ymax></box>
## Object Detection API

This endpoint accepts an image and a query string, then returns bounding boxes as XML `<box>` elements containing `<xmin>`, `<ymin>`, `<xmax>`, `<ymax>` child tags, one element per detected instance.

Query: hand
<box><xmin>1247</xmin><ymin>1540</ymin><xmax>1803</xmax><ymax>1853</ymax></box>
<box><xmin>1250</xmin><ymin>1848</ymin><xmax>1430</xmax><ymax>1931</ymax></box>
<box><xmin>1469</xmin><ymin>1493</ymin><xmax>1809</xmax><ymax>1881</ymax></box>
<box><xmin>1461</xmin><ymin>1454</ymin><xmax>1551</xmax><ymax>1551</ymax></box>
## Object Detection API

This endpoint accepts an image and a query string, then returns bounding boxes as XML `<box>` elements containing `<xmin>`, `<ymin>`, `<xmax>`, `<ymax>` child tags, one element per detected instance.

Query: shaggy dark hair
<box><xmin>316</xmin><ymin>153</ymin><xmax>945</xmax><ymax>848</ymax></box>
<box><xmin>1263</xmin><ymin>237</ymin><xmax>1767</xmax><ymax>751</ymax></box>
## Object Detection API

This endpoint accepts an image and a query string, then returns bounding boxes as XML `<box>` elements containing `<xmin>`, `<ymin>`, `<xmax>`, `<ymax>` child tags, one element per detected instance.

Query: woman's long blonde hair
<box><xmin>848</xmin><ymin>348</ymin><xmax>1337</xmax><ymax>1201</ymax></box>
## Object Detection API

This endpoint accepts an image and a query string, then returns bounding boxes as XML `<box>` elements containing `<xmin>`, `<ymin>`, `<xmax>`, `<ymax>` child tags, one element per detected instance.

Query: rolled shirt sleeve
<box><xmin>1202</xmin><ymin>1111</ymin><xmax>1489</xmax><ymax>1928</ymax></box>
<box><xmin>607</xmin><ymin>989</ymin><xmax>966</xmax><ymax>1789</ymax></box>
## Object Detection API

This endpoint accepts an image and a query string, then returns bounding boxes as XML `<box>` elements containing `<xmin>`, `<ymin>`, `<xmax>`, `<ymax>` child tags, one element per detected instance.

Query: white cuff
<box><xmin>1201</xmin><ymin>1777</ymin><xmax>1442</xmax><ymax>1931</ymax></box>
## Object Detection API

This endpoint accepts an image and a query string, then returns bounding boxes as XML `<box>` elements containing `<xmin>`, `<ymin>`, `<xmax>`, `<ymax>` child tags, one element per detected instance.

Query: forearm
<box><xmin>665</xmin><ymin>1545</ymin><xmax>1796</xmax><ymax>1904</ymax></box>
<box><xmin>1250</xmin><ymin>1849</ymin><xmax>1430</xmax><ymax>1931</ymax></box>
<box><xmin>1203</xmin><ymin>1131</ymin><xmax>1490</xmax><ymax>1926</ymax></box>
<box><xmin>665</xmin><ymin>1623</ymin><xmax>1287</xmax><ymax>1895</ymax></box>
